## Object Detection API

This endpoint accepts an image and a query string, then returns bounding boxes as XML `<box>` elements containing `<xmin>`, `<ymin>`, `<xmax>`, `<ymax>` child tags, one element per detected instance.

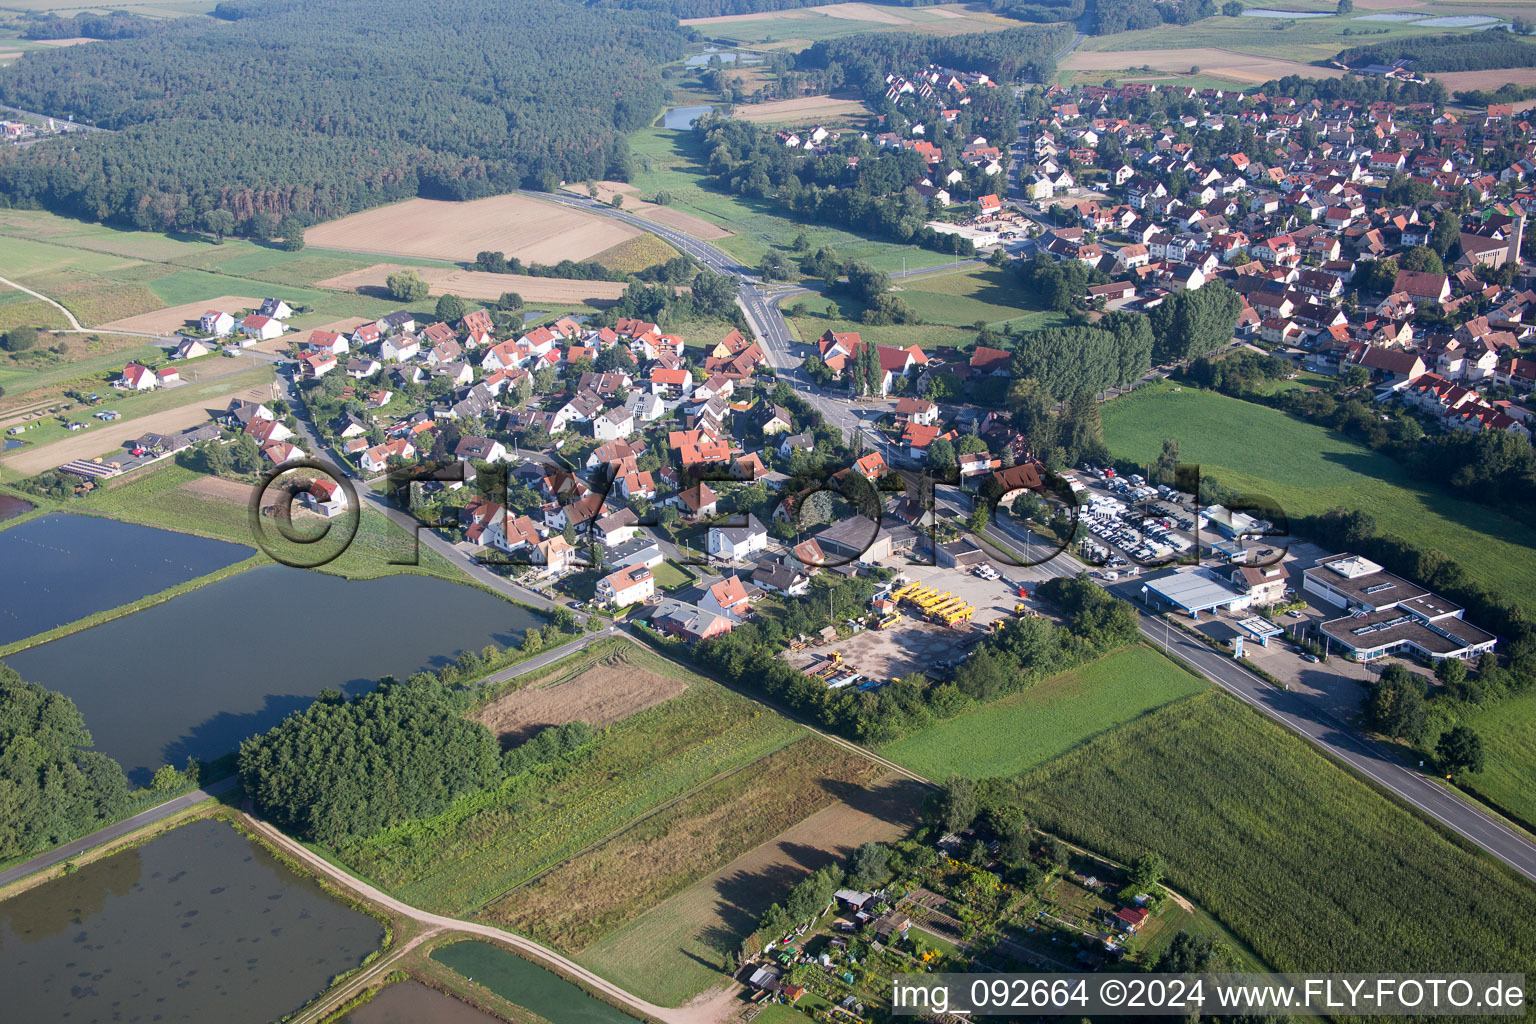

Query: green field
<box><xmin>649</xmin><ymin>558</ymin><xmax>695</xmax><ymax>590</ymax></box>
<box><xmin>1016</xmin><ymin>690</ymin><xmax>1536</xmax><ymax>978</ymax></box>
<box><xmin>880</xmin><ymin>646</ymin><xmax>1207</xmax><ymax>779</ymax></box>
<box><xmin>77</xmin><ymin>461</ymin><xmax>469</xmax><ymax>583</ymax></box>
<box><xmin>1078</xmin><ymin>9</ymin><xmax>1466</xmax><ymax>62</ymax></box>
<box><xmin>1455</xmin><ymin>693</ymin><xmax>1536</xmax><ymax>829</ymax></box>
<box><xmin>627</xmin><ymin>128</ymin><xmax>955</xmax><ymax>275</ymax></box>
<box><xmin>432</xmin><ymin>942</ymin><xmax>640</xmax><ymax>1024</ymax></box>
<box><xmin>1101</xmin><ymin>383</ymin><xmax>1536</xmax><ymax>613</ymax></box>
<box><xmin>334</xmin><ymin>647</ymin><xmax>807</xmax><ymax>915</ymax></box>
<box><xmin>683</xmin><ymin>2</ymin><xmax>1022</xmax><ymax>48</ymax></box>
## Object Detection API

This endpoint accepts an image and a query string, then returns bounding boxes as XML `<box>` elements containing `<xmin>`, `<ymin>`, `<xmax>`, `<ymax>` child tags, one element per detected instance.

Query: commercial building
<box><xmin>1306</xmin><ymin>554</ymin><xmax>1497</xmax><ymax>662</ymax></box>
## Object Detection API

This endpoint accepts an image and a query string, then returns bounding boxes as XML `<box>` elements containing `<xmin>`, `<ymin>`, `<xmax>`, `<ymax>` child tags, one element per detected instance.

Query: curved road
<box><xmin>529</xmin><ymin>189</ymin><xmax>1536</xmax><ymax>885</ymax></box>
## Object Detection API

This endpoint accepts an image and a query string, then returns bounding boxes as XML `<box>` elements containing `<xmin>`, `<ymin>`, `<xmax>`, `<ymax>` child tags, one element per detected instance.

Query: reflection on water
<box><xmin>6</xmin><ymin>564</ymin><xmax>538</xmax><ymax>784</ymax></box>
<box><xmin>0</xmin><ymin>818</ymin><xmax>383</xmax><ymax>1023</ymax></box>
<box><xmin>344</xmin><ymin>980</ymin><xmax>505</xmax><ymax>1023</ymax></box>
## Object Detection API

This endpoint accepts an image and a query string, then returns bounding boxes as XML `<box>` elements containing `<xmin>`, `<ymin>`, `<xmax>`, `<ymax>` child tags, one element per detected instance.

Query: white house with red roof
<box><xmin>300</xmin><ymin>352</ymin><xmax>337</xmax><ymax>378</ymax></box>
<box><xmin>298</xmin><ymin>477</ymin><xmax>349</xmax><ymax>517</ymax></box>
<box><xmin>700</xmin><ymin>574</ymin><xmax>753</xmax><ymax>621</ymax></box>
<box><xmin>117</xmin><ymin>362</ymin><xmax>157</xmax><ymax>391</ymax></box>
<box><xmin>362</xmin><ymin>438</ymin><xmax>416</xmax><ymax>474</ymax></box>
<box><xmin>306</xmin><ymin>330</ymin><xmax>349</xmax><ymax>357</ymax></box>
<box><xmin>155</xmin><ymin>366</ymin><xmax>180</xmax><ymax>386</ymax></box>
<box><xmin>239</xmin><ymin>314</ymin><xmax>284</xmax><ymax>341</ymax></box>
<box><xmin>596</xmin><ymin>563</ymin><xmax>655</xmax><ymax>609</ymax></box>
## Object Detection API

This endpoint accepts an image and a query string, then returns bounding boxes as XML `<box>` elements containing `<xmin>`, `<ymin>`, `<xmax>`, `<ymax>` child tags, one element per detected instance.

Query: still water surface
<box><xmin>6</xmin><ymin>563</ymin><xmax>537</xmax><ymax>783</ymax></box>
<box><xmin>0</xmin><ymin>817</ymin><xmax>383</xmax><ymax>1023</ymax></box>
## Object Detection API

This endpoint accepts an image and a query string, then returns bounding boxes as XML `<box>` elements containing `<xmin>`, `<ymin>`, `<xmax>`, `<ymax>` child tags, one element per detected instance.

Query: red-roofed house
<box><xmin>701</xmin><ymin>575</ymin><xmax>753</xmax><ymax>621</ymax></box>
<box><xmin>596</xmin><ymin>563</ymin><xmax>655</xmax><ymax>609</ymax></box>
<box><xmin>118</xmin><ymin>362</ymin><xmax>157</xmax><ymax>391</ymax></box>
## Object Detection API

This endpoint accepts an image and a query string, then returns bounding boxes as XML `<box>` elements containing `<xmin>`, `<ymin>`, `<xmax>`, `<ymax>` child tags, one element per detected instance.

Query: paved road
<box><xmin>0</xmin><ymin>776</ymin><xmax>240</xmax><ymax>889</ymax></box>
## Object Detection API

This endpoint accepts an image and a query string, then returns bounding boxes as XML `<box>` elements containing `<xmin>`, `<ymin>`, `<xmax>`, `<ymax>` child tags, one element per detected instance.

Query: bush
<box><xmin>386</xmin><ymin>269</ymin><xmax>430</xmax><ymax>303</ymax></box>
<box><xmin>2</xmin><ymin>325</ymin><xmax>39</xmax><ymax>352</ymax></box>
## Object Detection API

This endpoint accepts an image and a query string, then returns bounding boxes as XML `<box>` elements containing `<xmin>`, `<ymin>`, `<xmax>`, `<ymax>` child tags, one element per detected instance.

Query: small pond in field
<box><xmin>0</xmin><ymin>512</ymin><xmax>253</xmax><ymax>646</ymax></box>
<box><xmin>4</xmin><ymin>563</ymin><xmax>537</xmax><ymax>783</ymax></box>
<box><xmin>344</xmin><ymin>980</ymin><xmax>506</xmax><ymax>1023</ymax></box>
<box><xmin>0</xmin><ymin>817</ymin><xmax>383</xmax><ymax>1024</ymax></box>
<box><xmin>663</xmin><ymin>105</ymin><xmax>714</xmax><ymax>130</ymax></box>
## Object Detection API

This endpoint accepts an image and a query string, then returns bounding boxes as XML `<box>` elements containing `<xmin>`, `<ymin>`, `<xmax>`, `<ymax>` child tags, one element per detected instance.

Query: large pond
<box><xmin>663</xmin><ymin>105</ymin><xmax>714</xmax><ymax>130</ymax></box>
<box><xmin>433</xmin><ymin>942</ymin><xmax>639</xmax><ymax>1024</ymax></box>
<box><xmin>0</xmin><ymin>513</ymin><xmax>253</xmax><ymax>646</ymax></box>
<box><xmin>0</xmin><ymin>817</ymin><xmax>383</xmax><ymax>1023</ymax></box>
<box><xmin>344</xmin><ymin>980</ymin><xmax>505</xmax><ymax>1023</ymax></box>
<box><xmin>5</xmin><ymin>563</ymin><xmax>537</xmax><ymax>783</ymax></box>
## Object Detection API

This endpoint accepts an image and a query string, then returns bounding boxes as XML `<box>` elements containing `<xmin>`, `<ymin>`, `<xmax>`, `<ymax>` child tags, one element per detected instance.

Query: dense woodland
<box><xmin>598</xmin><ymin>0</ymin><xmax>1073</xmax><ymax>23</ymax></box>
<box><xmin>21</xmin><ymin>11</ymin><xmax>161</xmax><ymax>40</ymax></box>
<box><xmin>797</xmin><ymin>23</ymin><xmax>1069</xmax><ymax>88</ymax></box>
<box><xmin>1336</xmin><ymin>31</ymin><xmax>1536</xmax><ymax>73</ymax></box>
<box><xmin>0</xmin><ymin>0</ymin><xmax>684</xmax><ymax>231</ymax></box>
<box><xmin>0</xmin><ymin>663</ymin><xmax>130</xmax><ymax>861</ymax></box>
<box><xmin>1092</xmin><ymin>0</ymin><xmax>1217</xmax><ymax>35</ymax></box>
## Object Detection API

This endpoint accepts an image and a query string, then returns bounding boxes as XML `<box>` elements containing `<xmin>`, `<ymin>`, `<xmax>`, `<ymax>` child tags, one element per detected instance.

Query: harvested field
<box><xmin>475</xmin><ymin>658</ymin><xmax>690</xmax><ymax>744</ymax></box>
<box><xmin>816</xmin><ymin>2</ymin><xmax>914</xmax><ymax>23</ymax></box>
<box><xmin>733</xmin><ymin>94</ymin><xmax>870</xmax><ymax>123</ymax></box>
<box><xmin>563</xmin><ymin>182</ymin><xmax>732</xmax><ymax>240</ymax></box>
<box><xmin>313</xmin><ymin>264</ymin><xmax>627</xmax><ymax>305</ymax></box>
<box><xmin>181</xmin><ymin>474</ymin><xmax>254</xmax><ymax>503</ymax></box>
<box><xmin>578</xmin><ymin>773</ymin><xmax>925</xmax><ymax>1006</ymax></box>
<box><xmin>1</xmin><ymin>379</ymin><xmax>271</xmax><ymax>475</ymax></box>
<box><xmin>480</xmin><ymin>737</ymin><xmax>883</xmax><ymax>951</ymax></box>
<box><xmin>1433</xmin><ymin>67</ymin><xmax>1536</xmax><ymax>90</ymax></box>
<box><xmin>305</xmin><ymin>195</ymin><xmax>640</xmax><ymax>264</ymax></box>
<box><xmin>1061</xmin><ymin>48</ymin><xmax>1346</xmax><ymax>84</ymax></box>
<box><xmin>99</xmin><ymin>295</ymin><xmax>261</xmax><ymax>335</ymax></box>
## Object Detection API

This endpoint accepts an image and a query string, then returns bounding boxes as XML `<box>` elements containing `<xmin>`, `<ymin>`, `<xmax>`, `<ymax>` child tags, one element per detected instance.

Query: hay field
<box><xmin>305</xmin><ymin>195</ymin><xmax>640</xmax><ymax>264</ymax></box>
<box><xmin>474</xmin><ymin>659</ymin><xmax>690</xmax><ymax>744</ymax></box>
<box><xmin>313</xmin><ymin>264</ymin><xmax>627</xmax><ymax>305</ymax></box>
<box><xmin>1061</xmin><ymin>48</ymin><xmax>1347</xmax><ymax>84</ymax></box>
<box><xmin>732</xmin><ymin>94</ymin><xmax>871</xmax><ymax>124</ymax></box>
<box><xmin>99</xmin><ymin>295</ymin><xmax>261</xmax><ymax>335</ymax></box>
<box><xmin>561</xmin><ymin>181</ymin><xmax>731</xmax><ymax>240</ymax></box>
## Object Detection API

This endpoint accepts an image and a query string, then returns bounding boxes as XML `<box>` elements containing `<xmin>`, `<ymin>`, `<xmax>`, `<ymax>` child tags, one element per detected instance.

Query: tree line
<box><xmin>238</xmin><ymin>670</ymin><xmax>598</xmax><ymax>845</ymax></box>
<box><xmin>21</xmin><ymin>11</ymin><xmax>161</xmax><ymax>40</ymax></box>
<box><xmin>0</xmin><ymin>663</ymin><xmax>131</xmax><ymax>861</ymax></box>
<box><xmin>0</xmin><ymin>0</ymin><xmax>684</xmax><ymax>232</ymax></box>
<box><xmin>796</xmin><ymin>23</ymin><xmax>1068</xmax><ymax>89</ymax></box>
<box><xmin>1336</xmin><ymin>31</ymin><xmax>1536</xmax><ymax>73</ymax></box>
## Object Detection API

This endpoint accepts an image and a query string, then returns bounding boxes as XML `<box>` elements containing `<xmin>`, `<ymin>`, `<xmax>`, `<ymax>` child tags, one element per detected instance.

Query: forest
<box><xmin>0</xmin><ymin>664</ymin><xmax>131</xmax><ymax>861</ymax></box>
<box><xmin>597</xmin><ymin>0</ymin><xmax>1073</xmax><ymax>22</ymax></box>
<box><xmin>1092</xmin><ymin>0</ymin><xmax>1217</xmax><ymax>35</ymax></box>
<box><xmin>1335</xmin><ymin>31</ymin><xmax>1536</xmax><ymax>73</ymax></box>
<box><xmin>0</xmin><ymin>0</ymin><xmax>685</xmax><ymax>232</ymax></box>
<box><xmin>21</xmin><ymin>11</ymin><xmax>161</xmax><ymax>40</ymax></box>
<box><xmin>797</xmin><ymin>23</ymin><xmax>1069</xmax><ymax>89</ymax></box>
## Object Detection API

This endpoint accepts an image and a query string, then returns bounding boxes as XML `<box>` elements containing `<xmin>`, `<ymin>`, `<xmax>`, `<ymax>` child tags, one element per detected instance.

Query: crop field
<box><xmin>1061</xmin><ymin>47</ymin><xmax>1347</xmax><ymax>85</ymax></box>
<box><xmin>304</xmin><ymin>195</ymin><xmax>641</xmax><ymax>265</ymax></box>
<box><xmin>563</xmin><ymin>182</ymin><xmax>731</xmax><ymax>241</ymax></box>
<box><xmin>1076</xmin><ymin>11</ymin><xmax>1454</xmax><ymax>63</ymax></box>
<box><xmin>678</xmin><ymin>2</ymin><xmax>1021</xmax><ymax>48</ymax></box>
<box><xmin>578</xmin><ymin>774</ymin><xmax>924</xmax><ymax>1006</ymax></box>
<box><xmin>335</xmin><ymin>648</ymin><xmax>808</xmax><ymax>916</ymax></box>
<box><xmin>880</xmin><ymin>646</ymin><xmax>1207</xmax><ymax>780</ymax></box>
<box><xmin>312</xmin><ymin>263</ymin><xmax>628</xmax><ymax>306</ymax></box>
<box><xmin>1101</xmin><ymin>383</ymin><xmax>1536</xmax><ymax>613</ymax></box>
<box><xmin>97</xmin><ymin>295</ymin><xmax>262</xmax><ymax>335</ymax></box>
<box><xmin>1457</xmin><ymin>693</ymin><xmax>1536</xmax><ymax>828</ymax></box>
<box><xmin>627</xmin><ymin>128</ymin><xmax>957</xmax><ymax>274</ymax></box>
<box><xmin>731</xmin><ymin>94</ymin><xmax>871</xmax><ymax>125</ymax></box>
<box><xmin>590</xmin><ymin>233</ymin><xmax>686</xmax><ymax>273</ymax></box>
<box><xmin>480</xmin><ymin>736</ymin><xmax>883</xmax><ymax>953</ymax></box>
<box><xmin>473</xmin><ymin>653</ymin><xmax>691</xmax><ymax>743</ymax></box>
<box><xmin>1017</xmin><ymin>690</ymin><xmax>1536</xmax><ymax>977</ymax></box>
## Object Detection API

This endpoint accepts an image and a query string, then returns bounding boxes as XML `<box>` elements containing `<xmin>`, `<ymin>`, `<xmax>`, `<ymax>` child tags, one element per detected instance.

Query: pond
<box><xmin>0</xmin><ymin>512</ymin><xmax>254</xmax><ymax>646</ymax></box>
<box><xmin>1413</xmin><ymin>14</ymin><xmax>1504</xmax><ymax>27</ymax></box>
<box><xmin>433</xmin><ymin>941</ymin><xmax>639</xmax><ymax>1024</ymax></box>
<box><xmin>685</xmin><ymin>50</ymin><xmax>763</xmax><ymax>67</ymax></box>
<box><xmin>0</xmin><ymin>493</ymin><xmax>34</xmax><ymax>523</ymax></box>
<box><xmin>663</xmin><ymin>105</ymin><xmax>714</xmax><ymax>130</ymax></box>
<box><xmin>1241</xmin><ymin>7</ymin><xmax>1330</xmax><ymax>15</ymax></box>
<box><xmin>344</xmin><ymin>980</ymin><xmax>505</xmax><ymax>1023</ymax></box>
<box><xmin>5</xmin><ymin>563</ymin><xmax>538</xmax><ymax>784</ymax></box>
<box><xmin>2</xmin><ymin>437</ymin><xmax>27</xmax><ymax>451</ymax></box>
<box><xmin>0</xmin><ymin>817</ymin><xmax>383</xmax><ymax>1024</ymax></box>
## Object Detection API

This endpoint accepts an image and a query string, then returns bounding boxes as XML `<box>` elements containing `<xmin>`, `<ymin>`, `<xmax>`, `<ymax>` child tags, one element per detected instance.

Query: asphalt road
<box><xmin>0</xmin><ymin>776</ymin><xmax>240</xmax><ymax>889</ymax></box>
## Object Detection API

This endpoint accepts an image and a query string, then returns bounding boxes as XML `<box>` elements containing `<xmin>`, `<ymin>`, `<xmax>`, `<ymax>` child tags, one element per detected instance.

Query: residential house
<box><xmin>596</xmin><ymin>563</ymin><xmax>655</xmax><ymax>609</ymax></box>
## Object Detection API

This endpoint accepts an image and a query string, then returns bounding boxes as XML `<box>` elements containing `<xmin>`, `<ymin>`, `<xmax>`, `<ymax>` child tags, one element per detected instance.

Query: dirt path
<box><xmin>1</xmin><ymin>380</ymin><xmax>270</xmax><ymax>475</ymax></box>
<box><xmin>0</xmin><ymin>272</ymin><xmax>83</xmax><ymax>330</ymax></box>
<box><xmin>240</xmin><ymin>809</ymin><xmax>723</xmax><ymax>1024</ymax></box>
